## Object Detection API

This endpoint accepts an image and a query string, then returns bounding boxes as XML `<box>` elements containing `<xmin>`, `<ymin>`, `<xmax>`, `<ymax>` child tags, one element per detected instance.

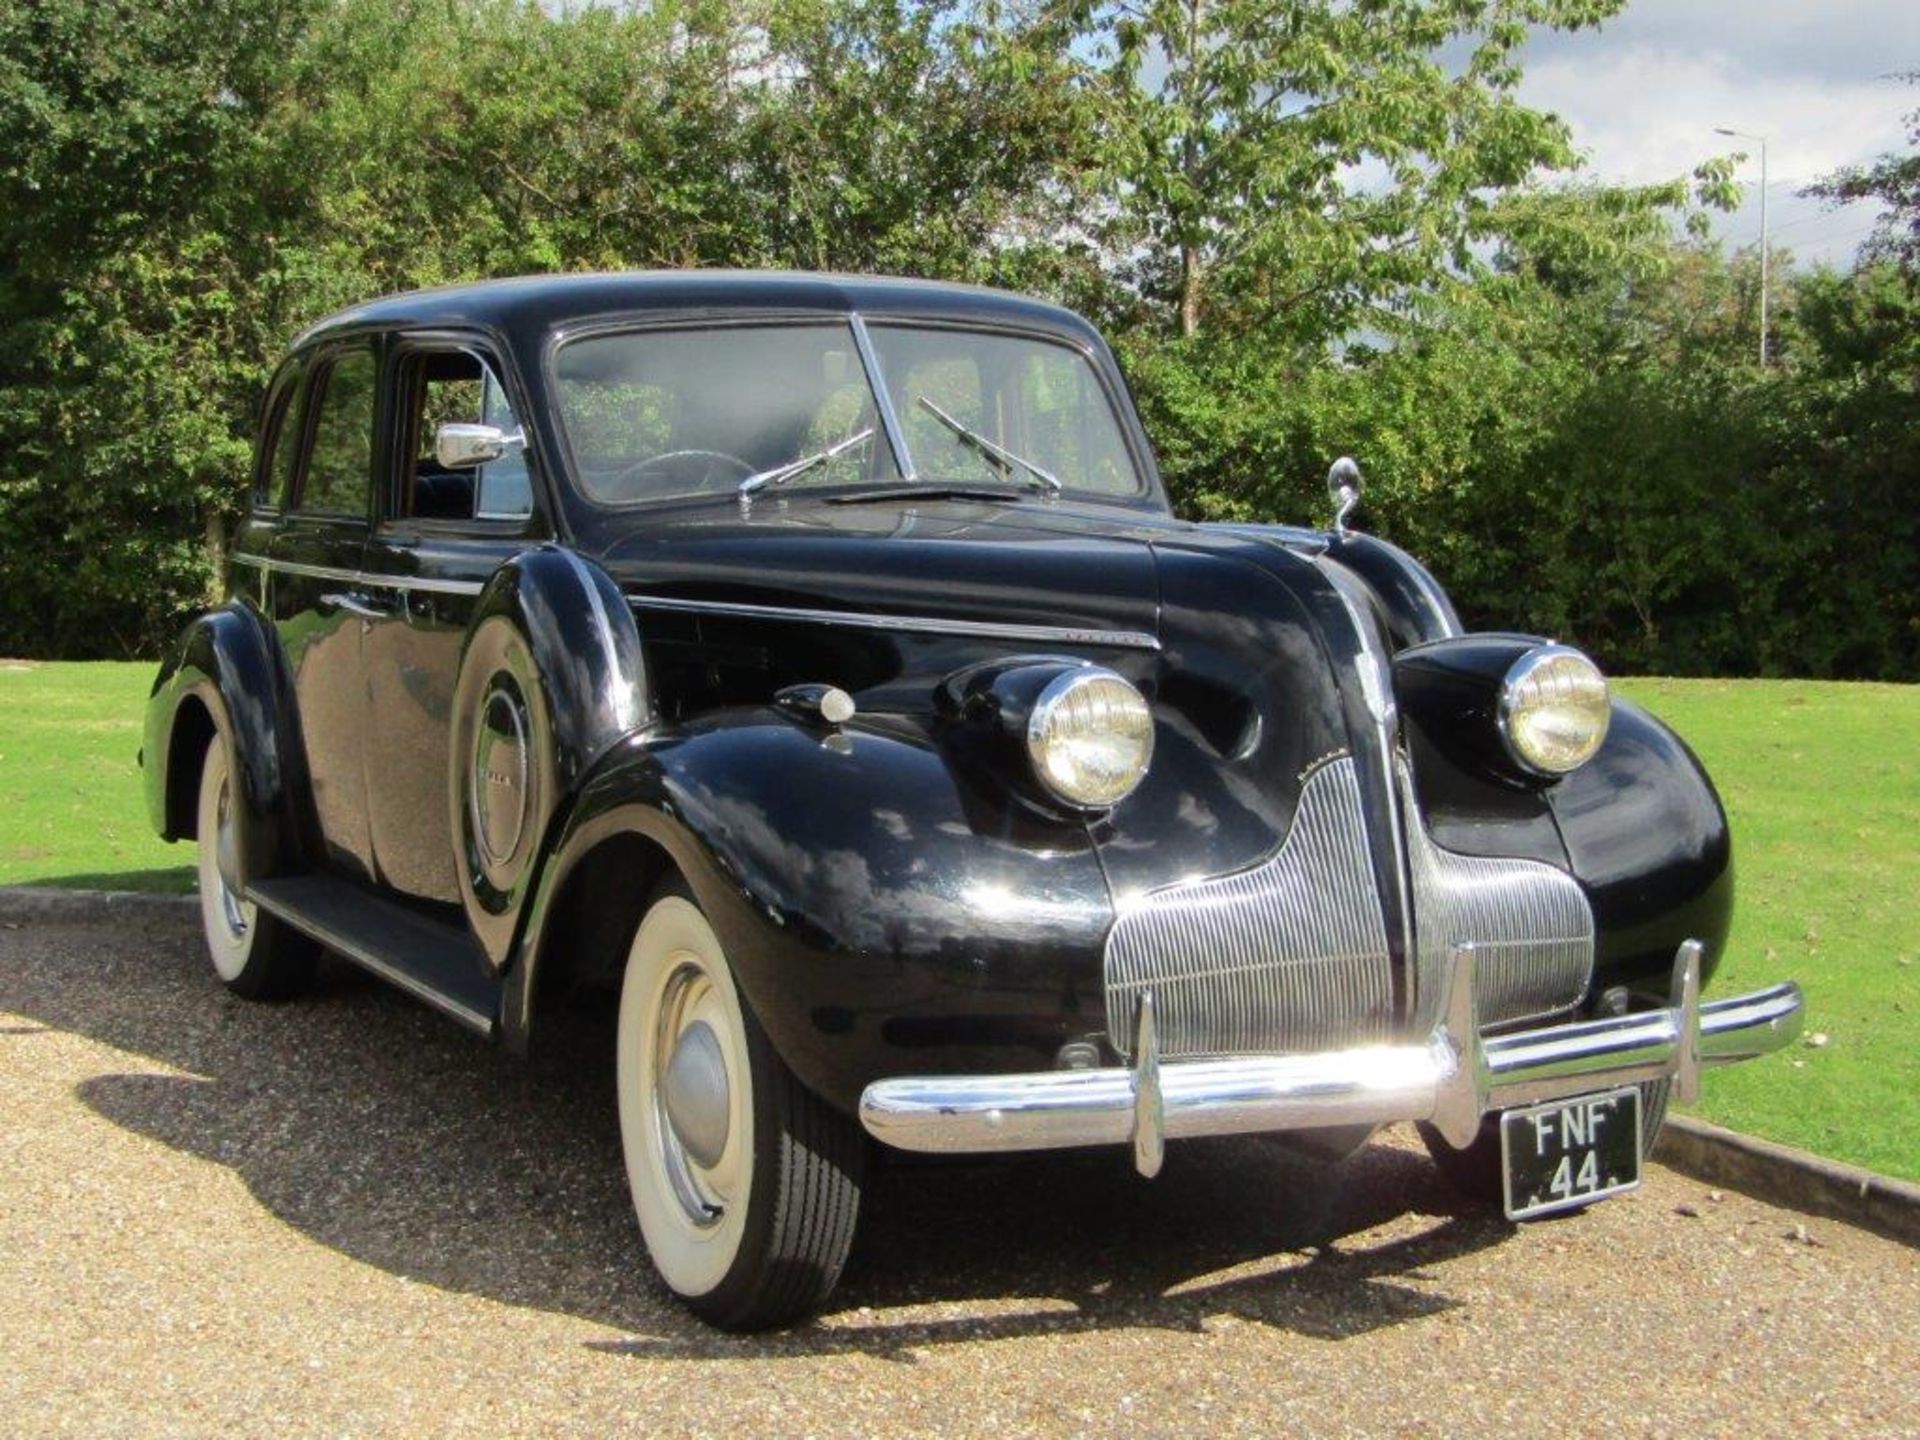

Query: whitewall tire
<box><xmin>194</xmin><ymin>739</ymin><xmax>316</xmax><ymax>1000</ymax></box>
<box><xmin>616</xmin><ymin>887</ymin><xmax>863</xmax><ymax>1330</ymax></box>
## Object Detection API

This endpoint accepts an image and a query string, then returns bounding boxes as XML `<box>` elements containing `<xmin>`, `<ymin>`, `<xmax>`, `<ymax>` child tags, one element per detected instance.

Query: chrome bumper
<box><xmin>857</xmin><ymin>941</ymin><xmax>1804</xmax><ymax>1177</ymax></box>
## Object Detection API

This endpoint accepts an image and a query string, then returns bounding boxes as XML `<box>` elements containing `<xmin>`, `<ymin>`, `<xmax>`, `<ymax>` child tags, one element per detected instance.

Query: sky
<box><xmin>1515</xmin><ymin>0</ymin><xmax>1918</xmax><ymax>267</ymax></box>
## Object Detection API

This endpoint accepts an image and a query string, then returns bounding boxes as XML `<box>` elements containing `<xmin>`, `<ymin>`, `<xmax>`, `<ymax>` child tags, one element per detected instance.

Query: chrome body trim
<box><xmin>625</xmin><ymin>593</ymin><xmax>1163</xmax><ymax>651</ymax></box>
<box><xmin>849</xmin><ymin>313</ymin><xmax>917</xmax><ymax>481</ymax></box>
<box><xmin>1402</xmin><ymin>763</ymin><xmax>1597</xmax><ymax>1031</ymax></box>
<box><xmin>859</xmin><ymin>942</ymin><xmax>1804</xmax><ymax>1173</ymax></box>
<box><xmin>231</xmin><ymin>552</ymin><xmax>487</xmax><ymax>598</ymax></box>
<box><xmin>1104</xmin><ymin>756</ymin><xmax>1394</xmax><ymax>1059</ymax></box>
<box><xmin>1131</xmin><ymin>992</ymin><xmax>1164</xmax><ymax>1178</ymax></box>
<box><xmin>319</xmin><ymin>591</ymin><xmax>388</xmax><ymax>621</ymax></box>
<box><xmin>233</xmin><ymin>551</ymin><xmax>1164</xmax><ymax>651</ymax></box>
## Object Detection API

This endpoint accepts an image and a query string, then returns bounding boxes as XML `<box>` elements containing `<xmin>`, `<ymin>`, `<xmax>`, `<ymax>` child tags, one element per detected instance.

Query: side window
<box><xmin>255</xmin><ymin>362</ymin><xmax>306</xmax><ymax>509</ymax></box>
<box><xmin>400</xmin><ymin>349</ymin><xmax>533</xmax><ymax>522</ymax></box>
<box><xmin>298</xmin><ymin>347</ymin><xmax>377</xmax><ymax>518</ymax></box>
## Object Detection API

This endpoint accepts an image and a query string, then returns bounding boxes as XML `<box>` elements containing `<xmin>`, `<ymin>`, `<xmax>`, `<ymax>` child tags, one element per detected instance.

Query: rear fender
<box><xmin>142</xmin><ymin>598</ymin><xmax>316</xmax><ymax>877</ymax></box>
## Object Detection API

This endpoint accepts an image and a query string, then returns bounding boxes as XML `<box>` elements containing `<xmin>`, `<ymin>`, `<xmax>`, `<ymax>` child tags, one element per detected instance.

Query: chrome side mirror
<box><xmin>435</xmin><ymin>422</ymin><xmax>520</xmax><ymax>470</ymax></box>
<box><xmin>1326</xmin><ymin>456</ymin><xmax>1363</xmax><ymax>538</ymax></box>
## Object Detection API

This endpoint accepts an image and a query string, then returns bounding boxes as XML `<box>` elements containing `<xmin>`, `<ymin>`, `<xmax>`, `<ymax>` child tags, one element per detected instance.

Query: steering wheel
<box><xmin>605</xmin><ymin>449</ymin><xmax>755</xmax><ymax>499</ymax></box>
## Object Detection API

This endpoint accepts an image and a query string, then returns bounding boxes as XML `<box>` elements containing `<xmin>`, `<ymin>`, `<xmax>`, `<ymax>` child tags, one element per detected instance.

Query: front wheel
<box><xmin>195</xmin><ymin>741</ymin><xmax>317</xmax><ymax>1000</ymax></box>
<box><xmin>616</xmin><ymin>887</ymin><xmax>863</xmax><ymax>1330</ymax></box>
<box><xmin>1418</xmin><ymin>1079</ymin><xmax>1673</xmax><ymax>1205</ymax></box>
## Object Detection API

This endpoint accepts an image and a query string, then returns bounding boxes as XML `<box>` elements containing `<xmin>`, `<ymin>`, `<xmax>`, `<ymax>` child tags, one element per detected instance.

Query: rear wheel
<box><xmin>195</xmin><ymin>741</ymin><xmax>317</xmax><ymax>1000</ymax></box>
<box><xmin>616</xmin><ymin>886</ymin><xmax>863</xmax><ymax>1330</ymax></box>
<box><xmin>1419</xmin><ymin>1078</ymin><xmax>1673</xmax><ymax>1206</ymax></box>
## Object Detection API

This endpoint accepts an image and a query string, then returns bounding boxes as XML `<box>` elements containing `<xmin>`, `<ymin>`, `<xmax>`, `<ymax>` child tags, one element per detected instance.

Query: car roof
<box><xmin>292</xmin><ymin>271</ymin><xmax>1105</xmax><ymax>350</ymax></box>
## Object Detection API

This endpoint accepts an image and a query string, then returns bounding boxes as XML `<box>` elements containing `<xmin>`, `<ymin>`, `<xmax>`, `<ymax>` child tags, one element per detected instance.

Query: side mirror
<box><xmin>1326</xmin><ymin>456</ymin><xmax>1363</xmax><ymax>537</ymax></box>
<box><xmin>435</xmin><ymin>422</ymin><xmax>518</xmax><ymax>470</ymax></box>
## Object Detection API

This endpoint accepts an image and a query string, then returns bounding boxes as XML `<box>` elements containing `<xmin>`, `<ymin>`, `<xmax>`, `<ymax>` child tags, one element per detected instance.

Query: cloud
<box><xmin>1514</xmin><ymin>7</ymin><xmax>1916</xmax><ymax>266</ymax></box>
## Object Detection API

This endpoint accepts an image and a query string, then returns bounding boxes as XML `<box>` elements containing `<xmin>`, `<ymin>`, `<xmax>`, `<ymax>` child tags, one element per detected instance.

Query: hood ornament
<box><xmin>1326</xmin><ymin>456</ymin><xmax>1363</xmax><ymax>538</ymax></box>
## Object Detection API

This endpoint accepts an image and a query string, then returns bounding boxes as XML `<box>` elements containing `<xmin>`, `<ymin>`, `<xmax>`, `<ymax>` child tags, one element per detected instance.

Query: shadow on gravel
<box><xmin>3</xmin><ymin>916</ymin><xmax>1513</xmax><ymax>1358</ymax></box>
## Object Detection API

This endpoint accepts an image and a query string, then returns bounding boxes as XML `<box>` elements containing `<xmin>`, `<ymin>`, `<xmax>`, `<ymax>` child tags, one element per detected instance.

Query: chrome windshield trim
<box><xmin>626</xmin><ymin>593</ymin><xmax>1162</xmax><ymax>651</ymax></box>
<box><xmin>849</xmin><ymin>313</ymin><xmax>917</xmax><ymax>482</ymax></box>
<box><xmin>230</xmin><ymin>553</ymin><xmax>486</xmax><ymax>597</ymax></box>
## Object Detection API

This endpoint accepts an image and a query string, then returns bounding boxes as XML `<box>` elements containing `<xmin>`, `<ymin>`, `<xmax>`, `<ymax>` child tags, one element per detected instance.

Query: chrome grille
<box><xmin>1104</xmin><ymin>756</ymin><xmax>1394</xmax><ymax>1059</ymax></box>
<box><xmin>1402</xmin><ymin>768</ymin><xmax>1595</xmax><ymax>1030</ymax></box>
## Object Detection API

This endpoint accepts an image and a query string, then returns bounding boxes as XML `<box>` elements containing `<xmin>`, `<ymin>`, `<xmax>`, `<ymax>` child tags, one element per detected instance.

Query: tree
<box><xmin>1080</xmin><ymin>0</ymin><xmax>1631</xmax><ymax>343</ymax></box>
<box><xmin>1806</xmin><ymin>73</ymin><xmax>1919</xmax><ymax>281</ymax></box>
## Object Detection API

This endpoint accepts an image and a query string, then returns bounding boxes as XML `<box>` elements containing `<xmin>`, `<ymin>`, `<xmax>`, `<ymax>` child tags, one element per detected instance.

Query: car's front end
<box><xmin>478</xmin><ymin>275</ymin><xmax>1804</xmax><ymax>1226</ymax></box>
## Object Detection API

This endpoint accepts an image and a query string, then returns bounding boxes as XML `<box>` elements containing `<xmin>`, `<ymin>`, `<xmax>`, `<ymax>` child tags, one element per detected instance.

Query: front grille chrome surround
<box><xmin>1104</xmin><ymin>756</ymin><xmax>1394</xmax><ymax>1060</ymax></box>
<box><xmin>1101</xmin><ymin>755</ymin><xmax>1600</xmax><ymax>1058</ymax></box>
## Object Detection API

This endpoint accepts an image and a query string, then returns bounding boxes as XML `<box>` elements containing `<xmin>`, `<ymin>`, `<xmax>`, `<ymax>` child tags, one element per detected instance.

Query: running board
<box><xmin>247</xmin><ymin>874</ymin><xmax>500</xmax><ymax>1037</ymax></box>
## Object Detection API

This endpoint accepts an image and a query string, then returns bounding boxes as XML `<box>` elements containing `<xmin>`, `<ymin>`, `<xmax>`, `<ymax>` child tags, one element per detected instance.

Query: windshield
<box><xmin>552</xmin><ymin>320</ymin><xmax>1144</xmax><ymax>505</ymax></box>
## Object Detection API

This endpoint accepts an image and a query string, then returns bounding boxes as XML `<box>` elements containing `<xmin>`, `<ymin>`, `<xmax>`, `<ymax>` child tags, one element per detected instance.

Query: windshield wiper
<box><xmin>826</xmin><ymin>483</ymin><xmax>1028</xmax><ymax>506</ymax></box>
<box><xmin>915</xmin><ymin>398</ymin><xmax>1062</xmax><ymax>495</ymax></box>
<box><xmin>738</xmin><ymin>426</ymin><xmax>875</xmax><ymax>497</ymax></box>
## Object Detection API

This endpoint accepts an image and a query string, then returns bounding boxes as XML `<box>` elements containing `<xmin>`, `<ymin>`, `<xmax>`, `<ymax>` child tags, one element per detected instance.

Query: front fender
<box><xmin>1548</xmin><ymin>699</ymin><xmax>1735</xmax><ymax>1002</ymax></box>
<box><xmin>142</xmin><ymin>598</ymin><xmax>315</xmax><ymax>877</ymax></box>
<box><xmin>509</xmin><ymin>712</ymin><xmax>1116</xmax><ymax>1113</ymax></box>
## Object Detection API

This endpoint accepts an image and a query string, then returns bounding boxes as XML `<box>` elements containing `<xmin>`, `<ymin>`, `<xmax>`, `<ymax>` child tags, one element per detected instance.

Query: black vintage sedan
<box><xmin>143</xmin><ymin>272</ymin><xmax>1803</xmax><ymax>1329</ymax></box>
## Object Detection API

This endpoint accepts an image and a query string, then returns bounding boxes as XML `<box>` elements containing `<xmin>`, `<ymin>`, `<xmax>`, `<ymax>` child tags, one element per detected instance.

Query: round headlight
<box><xmin>1498</xmin><ymin>645</ymin><xmax>1611</xmax><ymax>776</ymax></box>
<box><xmin>1026</xmin><ymin>668</ymin><xmax>1154</xmax><ymax>808</ymax></box>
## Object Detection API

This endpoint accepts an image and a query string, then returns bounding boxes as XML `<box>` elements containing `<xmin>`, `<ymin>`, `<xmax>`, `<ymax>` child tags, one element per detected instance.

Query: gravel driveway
<box><xmin>2</xmin><ymin>908</ymin><xmax>1914</xmax><ymax>1439</ymax></box>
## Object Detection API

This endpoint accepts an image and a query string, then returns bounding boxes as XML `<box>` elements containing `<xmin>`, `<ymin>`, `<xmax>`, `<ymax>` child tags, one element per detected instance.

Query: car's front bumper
<box><xmin>857</xmin><ymin>941</ymin><xmax>1804</xmax><ymax>1176</ymax></box>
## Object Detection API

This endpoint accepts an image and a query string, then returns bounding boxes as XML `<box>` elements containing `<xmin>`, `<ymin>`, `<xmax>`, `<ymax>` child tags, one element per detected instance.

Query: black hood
<box><xmin>594</xmin><ymin>493</ymin><xmax>1168</xmax><ymax>641</ymax></box>
<box><xmin>592</xmin><ymin>495</ymin><xmax>1393</xmax><ymax>873</ymax></box>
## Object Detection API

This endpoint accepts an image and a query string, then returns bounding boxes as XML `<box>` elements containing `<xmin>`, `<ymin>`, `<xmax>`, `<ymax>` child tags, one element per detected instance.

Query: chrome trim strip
<box><xmin>235</xmin><ymin>550</ymin><xmax>1163</xmax><ymax>649</ymax></box>
<box><xmin>625</xmin><ymin>593</ymin><xmax>1162</xmax><ymax>651</ymax></box>
<box><xmin>230</xmin><ymin>552</ymin><xmax>486</xmax><ymax>598</ymax></box>
<box><xmin>1315</xmin><ymin>556</ymin><xmax>1417</xmax><ymax>998</ymax></box>
<box><xmin>859</xmin><ymin>942</ymin><xmax>1804</xmax><ymax>1160</ymax></box>
<box><xmin>849</xmin><ymin>313</ymin><xmax>917</xmax><ymax>481</ymax></box>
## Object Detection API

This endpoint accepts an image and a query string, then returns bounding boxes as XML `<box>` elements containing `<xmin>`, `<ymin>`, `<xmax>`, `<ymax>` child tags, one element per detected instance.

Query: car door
<box><xmin>358</xmin><ymin>335</ymin><xmax>545</xmax><ymax>904</ymax></box>
<box><xmin>270</xmin><ymin>338</ymin><xmax>384</xmax><ymax>881</ymax></box>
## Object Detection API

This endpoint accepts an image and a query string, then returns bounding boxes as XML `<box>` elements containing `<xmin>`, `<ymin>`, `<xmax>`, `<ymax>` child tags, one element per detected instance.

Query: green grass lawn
<box><xmin>1616</xmin><ymin>678</ymin><xmax>1918</xmax><ymax>1182</ymax></box>
<box><xmin>2</xmin><ymin>662</ymin><xmax>1914</xmax><ymax>1179</ymax></box>
<box><xmin>0</xmin><ymin>661</ymin><xmax>194</xmax><ymax>893</ymax></box>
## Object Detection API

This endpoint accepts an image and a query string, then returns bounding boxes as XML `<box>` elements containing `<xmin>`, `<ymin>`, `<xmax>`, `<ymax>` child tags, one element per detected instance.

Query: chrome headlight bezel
<box><xmin>1496</xmin><ymin>644</ymin><xmax>1612</xmax><ymax>777</ymax></box>
<box><xmin>1024</xmin><ymin>666</ymin><xmax>1155</xmax><ymax>810</ymax></box>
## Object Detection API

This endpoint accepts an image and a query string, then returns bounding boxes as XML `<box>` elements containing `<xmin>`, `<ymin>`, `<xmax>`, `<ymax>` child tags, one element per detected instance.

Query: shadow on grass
<box><xmin>0</xmin><ymin>913</ymin><xmax>1515</xmax><ymax>1358</ymax></box>
<box><xmin>15</xmin><ymin>866</ymin><xmax>196</xmax><ymax>894</ymax></box>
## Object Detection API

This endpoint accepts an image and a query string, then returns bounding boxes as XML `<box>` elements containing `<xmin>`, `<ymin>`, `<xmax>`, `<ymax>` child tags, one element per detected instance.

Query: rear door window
<box><xmin>297</xmin><ymin>346</ymin><xmax>378</xmax><ymax>518</ymax></box>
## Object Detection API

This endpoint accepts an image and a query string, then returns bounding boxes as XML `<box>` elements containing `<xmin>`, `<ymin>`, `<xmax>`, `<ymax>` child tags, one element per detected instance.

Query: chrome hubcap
<box><xmin>650</xmin><ymin>962</ymin><xmax>742</xmax><ymax>1226</ymax></box>
<box><xmin>662</xmin><ymin>1021</ymin><xmax>731</xmax><ymax>1169</ymax></box>
<box><xmin>213</xmin><ymin>778</ymin><xmax>248</xmax><ymax>939</ymax></box>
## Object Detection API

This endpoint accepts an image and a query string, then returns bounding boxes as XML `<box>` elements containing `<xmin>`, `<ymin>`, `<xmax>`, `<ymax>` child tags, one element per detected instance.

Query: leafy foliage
<box><xmin>0</xmin><ymin>0</ymin><xmax>1912</xmax><ymax>678</ymax></box>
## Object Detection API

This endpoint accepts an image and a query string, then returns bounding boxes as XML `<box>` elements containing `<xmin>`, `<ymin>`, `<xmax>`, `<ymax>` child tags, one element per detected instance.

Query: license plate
<box><xmin>1499</xmin><ymin>1086</ymin><xmax>1642</xmax><ymax>1220</ymax></box>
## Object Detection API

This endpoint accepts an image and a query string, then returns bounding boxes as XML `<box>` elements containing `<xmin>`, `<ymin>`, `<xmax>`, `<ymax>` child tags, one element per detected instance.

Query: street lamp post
<box><xmin>1715</xmin><ymin>126</ymin><xmax>1769</xmax><ymax>367</ymax></box>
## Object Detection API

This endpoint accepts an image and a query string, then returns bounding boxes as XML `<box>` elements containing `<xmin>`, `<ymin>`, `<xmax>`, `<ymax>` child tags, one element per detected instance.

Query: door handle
<box><xmin>320</xmin><ymin>591</ymin><xmax>388</xmax><ymax>620</ymax></box>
